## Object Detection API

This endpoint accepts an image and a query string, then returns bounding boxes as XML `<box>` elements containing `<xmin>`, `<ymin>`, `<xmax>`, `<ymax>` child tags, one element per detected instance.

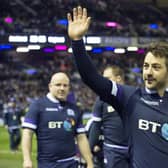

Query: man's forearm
<box><xmin>89</xmin><ymin>121</ymin><xmax>101</xmax><ymax>151</ymax></box>
<box><xmin>72</xmin><ymin>39</ymin><xmax>112</xmax><ymax>98</ymax></box>
<box><xmin>72</xmin><ymin>39</ymin><xmax>97</xmax><ymax>83</ymax></box>
<box><xmin>22</xmin><ymin>129</ymin><xmax>33</xmax><ymax>167</ymax></box>
<box><xmin>77</xmin><ymin>134</ymin><xmax>93</xmax><ymax>167</ymax></box>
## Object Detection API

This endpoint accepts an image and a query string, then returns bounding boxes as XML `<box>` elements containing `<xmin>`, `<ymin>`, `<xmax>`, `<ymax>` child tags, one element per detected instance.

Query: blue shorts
<box><xmin>38</xmin><ymin>159</ymin><xmax>78</xmax><ymax>168</ymax></box>
<box><xmin>103</xmin><ymin>145</ymin><xmax>129</xmax><ymax>168</ymax></box>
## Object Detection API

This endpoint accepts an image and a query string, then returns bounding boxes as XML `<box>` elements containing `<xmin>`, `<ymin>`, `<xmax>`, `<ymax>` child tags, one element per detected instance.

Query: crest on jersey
<box><xmin>67</xmin><ymin>109</ymin><xmax>75</xmax><ymax>116</ymax></box>
<box><xmin>63</xmin><ymin>118</ymin><xmax>75</xmax><ymax>131</ymax></box>
<box><xmin>107</xmin><ymin>106</ymin><xmax>115</xmax><ymax>113</ymax></box>
<box><xmin>161</xmin><ymin>123</ymin><xmax>168</xmax><ymax>141</ymax></box>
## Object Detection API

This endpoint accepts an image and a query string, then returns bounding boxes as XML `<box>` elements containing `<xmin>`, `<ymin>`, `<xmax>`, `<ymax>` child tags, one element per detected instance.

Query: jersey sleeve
<box><xmin>72</xmin><ymin>39</ymin><xmax>136</xmax><ymax>117</ymax></box>
<box><xmin>22</xmin><ymin>100</ymin><xmax>40</xmax><ymax>130</ymax></box>
<box><xmin>72</xmin><ymin>39</ymin><xmax>112</xmax><ymax>100</ymax></box>
<box><xmin>88</xmin><ymin>120</ymin><xmax>102</xmax><ymax>151</ymax></box>
<box><xmin>75</xmin><ymin>107</ymin><xmax>86</xmax><ymax>134</ymax></box>
<box><xmin>92</xmin><ymin>97</ymin><xmax>103</xmax><ymax>122</ymax></box>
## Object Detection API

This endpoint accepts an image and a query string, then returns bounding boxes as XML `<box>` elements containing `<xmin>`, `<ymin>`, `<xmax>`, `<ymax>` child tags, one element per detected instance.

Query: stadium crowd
<box><xmin>0</xmin><ymin>49</ymin><xmax>144</xmax><ymax>118</ymax></box>
<box><xmin>0</xmin><ymin>1</ymin><xmax>168</xmax><ymax>167</ymax></box>
<box><xmin>0</xmin><ymin>0</ymin><xmax>167</xmax><ymax>117</ymax></box>
<box><xmin>0</xmin><ymin>0</ymin><xmax>168</xmax><ymax>36</ymax></box>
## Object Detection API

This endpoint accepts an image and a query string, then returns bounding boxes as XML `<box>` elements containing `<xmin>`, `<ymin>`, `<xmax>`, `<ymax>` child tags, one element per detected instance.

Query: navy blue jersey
<box><xmin>22</xmin><ymin>93</ymin><xmax>85</xmax><ymax>162</ymax></box>
<box><xmin>3</xmin><ymin>106</ymin><xmax>22</xmax><ymax>130</ymax></box>
<box><xmin>92</xmin><ymin>97</ymin><xmax>128</xmax><ymax>146</ymax></box>
<box><xmin>72</xmin><ymin>39</ymin><xmax>168</xmax><ymax>168</ymax></box>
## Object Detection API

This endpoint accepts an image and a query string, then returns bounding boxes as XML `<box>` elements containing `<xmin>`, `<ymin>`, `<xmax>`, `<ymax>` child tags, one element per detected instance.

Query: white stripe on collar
<box><xmin>47</xmin><ymin>93</ymin><xmax>59</xmax><ymax>103</ymax></box>
<box><xmin>145</xmin><ymin>87</ymin><xmax>168</xmax><ymax>94</ymax></box>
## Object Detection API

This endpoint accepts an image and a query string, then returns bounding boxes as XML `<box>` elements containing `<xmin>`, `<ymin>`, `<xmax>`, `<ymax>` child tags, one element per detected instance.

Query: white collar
<box><xmin>47</xmin><ymin>93</ymin><xmax>59</xmax><ymax>103</ymax></box>
<box><xmin>145</xmin><ymin>87</ymin><xmax>168</xmax><ymax>94</ymax></box>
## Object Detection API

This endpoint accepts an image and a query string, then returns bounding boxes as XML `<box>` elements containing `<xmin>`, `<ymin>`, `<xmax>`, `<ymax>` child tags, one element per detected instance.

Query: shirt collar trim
<box><xmin>47</xmin><ymin>93</ymin><xmax>59</xmax><ymax>103</ymax></box>
<box><xmin>145</xmin><ymin>87</ymin><xmax>168</xmax><ymax>94</ymax></box>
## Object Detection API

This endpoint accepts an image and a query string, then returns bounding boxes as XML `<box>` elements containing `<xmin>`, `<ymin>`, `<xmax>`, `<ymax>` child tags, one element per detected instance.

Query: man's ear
<box><xmin>116</xmin><ymin>75</ymin><xmax>122</xmax><ymax>83</ymax></box>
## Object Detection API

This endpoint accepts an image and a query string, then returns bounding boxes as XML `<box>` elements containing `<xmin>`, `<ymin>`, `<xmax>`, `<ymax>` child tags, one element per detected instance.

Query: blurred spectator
<box><xmin>3</xmin><ymin>101</ymin><xmax>23</xmax><ymax>152</ymax></box>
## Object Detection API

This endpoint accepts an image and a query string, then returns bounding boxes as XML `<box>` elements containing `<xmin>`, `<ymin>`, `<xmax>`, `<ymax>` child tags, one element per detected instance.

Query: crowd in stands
<box><xmin>0</xmin><ymin>49</ymin><xmax>144</xmax><ymax>117</ymax></box>
<box><xmin>0</xmin><ymin>0</ymin><xmax>166</xmax><ymax>118</ymax></box>
<box><xmin>0</xmin><ymin>0</ymin><xmax>168</xmax><ymax>37</ymax></box>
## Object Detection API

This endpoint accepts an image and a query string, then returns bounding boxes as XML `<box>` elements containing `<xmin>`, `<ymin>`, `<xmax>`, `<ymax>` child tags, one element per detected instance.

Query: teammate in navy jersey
<box><xmin>89</xmin><ymin>66</ymin><xmax>129</xmax><ymax>168</ymax></box>
<box><xmin>3</xmin><ymin>101</ymin><xmax>22</xmax><ymax>152</ymax></box>
<box><xmin>67</xmin><ymin>6</ymin><xmax>168</xmax><ymax>168</ymax></box>
<box><xmin>22</xmin><ymin>72</ymin><xmax>93</xmax><ymax>168</ymax></box>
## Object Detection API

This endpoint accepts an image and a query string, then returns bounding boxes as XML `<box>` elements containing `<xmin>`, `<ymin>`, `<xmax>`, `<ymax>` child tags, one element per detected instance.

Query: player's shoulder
<box><xmin>66</xmin><ymin>101</ymin><xmax>79</xmax><ymax>110</ymax></box>
<box><xmin>30</xmin><ymin>96</ymin><xmax>47</xmax><ymax>106</ymax></box>
<box><xmin>65</xmin><ymin>102</ymin><xmax>82</xmax><ymax>117</ymax></box>
<box><xmin>120</xmin><ymin>84</ymin><xmax>141</xmax><ymax>98</ymax></box>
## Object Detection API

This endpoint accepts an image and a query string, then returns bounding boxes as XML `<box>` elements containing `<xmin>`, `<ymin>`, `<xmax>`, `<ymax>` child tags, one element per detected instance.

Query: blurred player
<box><xmin>89</xmin><ymin>65</ymin><xmax>129</xmax><ymax>168</ymax></box>
<box><xmin>3</xmin><ymin>101</ymin><xmax>22</xmax><ymax>152</ymax></box>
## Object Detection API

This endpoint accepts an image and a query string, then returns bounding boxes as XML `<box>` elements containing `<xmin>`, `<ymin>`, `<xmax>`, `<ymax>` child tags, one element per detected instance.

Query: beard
<box><xmin>144</xmin><ymin>78</ymin><xmax>167</xmax><ymax>91</ymax></box>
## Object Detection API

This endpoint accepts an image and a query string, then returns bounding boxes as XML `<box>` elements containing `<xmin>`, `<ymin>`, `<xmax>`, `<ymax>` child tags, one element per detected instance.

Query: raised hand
<box><xmin>67</xmin><ymin>6</ymin><xmax>91</xmax><ymax>40</ymax></box>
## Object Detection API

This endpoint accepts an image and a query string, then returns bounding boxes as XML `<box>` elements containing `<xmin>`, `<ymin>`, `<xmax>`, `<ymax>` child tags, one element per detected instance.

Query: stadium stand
<box><xmin>0</xmin><ymin>0</ymin><xmax>168</xmax><ymax>117</ymax></box>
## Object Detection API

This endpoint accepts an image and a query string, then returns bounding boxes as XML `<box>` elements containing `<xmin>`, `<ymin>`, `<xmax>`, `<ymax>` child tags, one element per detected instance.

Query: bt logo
<box><xmin>48</xmin><ymin>118</ymin><xmax>75</xmax><ymax>132</ymax></box>
<box><xmin>138</xmin><ymin>119</ymin><xmax>161</xmax><ymax>133</ymax></box>
<box><xmin>48</xmin><ymin>121</ymin><xmax>63</xmax><ymax>128</ymax></box>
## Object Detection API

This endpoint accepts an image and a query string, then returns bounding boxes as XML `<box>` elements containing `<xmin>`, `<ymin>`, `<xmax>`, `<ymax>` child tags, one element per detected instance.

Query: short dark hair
<box><xmin>105</xmin><ymin>65</ymin><xmax>125</xmax><ymax>80</ymax></box>
<box><xmin>147</xmin><ymin>41</ymin><xmax>168</xmax><ymax>69</ymax></box>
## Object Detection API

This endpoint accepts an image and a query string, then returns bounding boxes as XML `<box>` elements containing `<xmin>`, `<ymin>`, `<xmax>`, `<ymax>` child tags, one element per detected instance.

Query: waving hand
<box><xmin>67</xmin><ymin>6</ymin><xmax>91</xmax><ymax>40</ymax></box>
